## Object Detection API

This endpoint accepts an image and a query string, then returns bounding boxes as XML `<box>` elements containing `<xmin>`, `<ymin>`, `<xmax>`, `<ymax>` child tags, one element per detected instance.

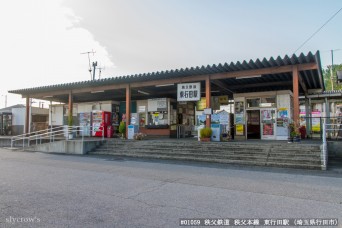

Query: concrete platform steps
<box><xmin>91</xmin><ymin>152</ymin><xmax>321</xmax><ymax>170</ymax></box>
<box><xmin>104</xmin><ymin>141</ymin><xmax>320</xmax><ymax>151</ymax></box>
<box><xmin>93</xmin><ymin>150</ymin><xmax>321</xmax><ymax>165</ymax></box>
<box><xmin>90</xmin><ymin>140</ymin><xmax>323</xmax><ymax>170</ymax></box>
<box><xmin>94</xmin><ymin>150</ymin><xmax>268</xmax><ymax>161</ymax></box>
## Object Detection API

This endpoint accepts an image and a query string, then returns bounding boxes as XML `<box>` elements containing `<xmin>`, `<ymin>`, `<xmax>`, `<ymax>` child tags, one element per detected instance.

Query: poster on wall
<box><xmin>278</xmin><ymin>108</ymin><xmax>288</xmax><ymax>118</ymax></box>
<box><xmin>148</xmin><ymin>98</ymin><xmax>168</xmax><ymax>112</ymax></box>
<box><xmin>197</xmin><ymin>115</ymin><xmax>206</xmax><ymax>125</ymax></box>
<box><xmin>177</xmin><ymin>82</ymin><xmax>201</xmax><ymax>101</ymax></box>
<box><xmin>196</xmin><ymin>98</ymin><xmax>206</xmax><ymax>111</ymax></box>
<box><xmin>153</xmin><ymin>112</ymin><xmax>159</xmax><ymax>125</ymax></box>
<box><xmin>312</xmin><ymin>111</ymin><xmax>321</xmax><ymax>132</ymax></box>
<box><xmin>211</xmin><ymin>114</ymin><xmax>220</xmax><ymax>124</ymax></box>
<box><xmin>235</xmin><ymin>101</ymin><xmax>245</xmax><ymax>125</ymax></box>
<box><xmin>261</xmin><ymin>110</ymin><xmax>271</xmax><ymax>121</ymax></box>
<box><xmin>235</xmin><ymin>114</ymin><xmax>244</xmax><ymax>124</ymax></box>
<box><xmin>218</xmin><ymin>95</ymin><xmax>229</xmax><ymax>105</ymax></box>
<box><xmin>235</xmin><ymin>101</ymin><xmax>244</xmax><ymax>114</ymax></box>
<box><xmin>236</xmin><ymin>124</ymin><xmax>244</xmax><ymax>136</ymax></box>
<box><xmin>218</xmin><ymin>111</ymin><xmax>229</xmax><ymax>125</ymax></box>
<box><xmin>263</xmin><ymin>124</ymin><xmax>274</xmax><ymax>135</ymax></box>
<box><xmin>196</xmin><ymin>97</ymin><xmax>221</xmax><ymax>111</ymax></box>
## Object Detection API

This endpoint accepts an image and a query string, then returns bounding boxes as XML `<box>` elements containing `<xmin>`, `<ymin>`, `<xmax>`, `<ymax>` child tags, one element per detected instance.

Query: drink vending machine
<box><xmin>0</xmin><ymin>113</ymin><xmax>12</xmax><ymax>135</ymax></box>
<box><xmin>79</xmin><ymin>112</ymin><xmax>92</xmax><ymax>136</ymax></box>
<box><xmin>92</xmin><ymin>111</ymin><xmax>111</xmax><ymax>137</ymax></box>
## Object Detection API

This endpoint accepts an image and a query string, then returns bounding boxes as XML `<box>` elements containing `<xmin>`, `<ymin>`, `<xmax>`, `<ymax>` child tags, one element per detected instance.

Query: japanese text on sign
<box><xmin>177</xmin><ymin>82</ymin><xmax>201</xmax><ymax>101</ymax></box>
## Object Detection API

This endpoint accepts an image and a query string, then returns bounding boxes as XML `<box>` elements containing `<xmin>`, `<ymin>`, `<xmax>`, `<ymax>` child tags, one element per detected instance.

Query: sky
<box><xmin>1</xmin><ymin>0</ymin><xmax>341</xmax><ymax>108</ymax></box>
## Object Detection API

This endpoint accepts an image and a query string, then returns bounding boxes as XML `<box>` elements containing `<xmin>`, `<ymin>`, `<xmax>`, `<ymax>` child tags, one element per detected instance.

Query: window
<box><xmin>260</xmin><ymin>97</ymin><xmax>276</xmax><ymax>108</ymax></box>
<box><xmin>247</xmin><ymin>98</ymin><xmax>260</xmax><ymax>108</ymax></box>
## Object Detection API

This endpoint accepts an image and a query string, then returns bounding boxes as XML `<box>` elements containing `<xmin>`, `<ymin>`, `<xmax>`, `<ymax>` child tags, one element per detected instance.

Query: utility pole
<box><xmin>92</xmin><ymin>61</ymin><xmax>97</xmax><ymax>80</ymax></box>
<box><xmin>81</xmin><ymin>50</ymin><xmax>96</xmax><ymax>80</ymax></box>
<box><xmin>330</xmin><ymin>49</ymin><xmax>341</xmax><ymax>90</ymax></box>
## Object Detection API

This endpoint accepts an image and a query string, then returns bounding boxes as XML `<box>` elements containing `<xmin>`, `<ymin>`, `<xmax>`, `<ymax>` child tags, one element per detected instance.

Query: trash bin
<box><xmin>107</xmin><ymin>126</ymin><xmax>113</xmax><ymax>138</ymax></box>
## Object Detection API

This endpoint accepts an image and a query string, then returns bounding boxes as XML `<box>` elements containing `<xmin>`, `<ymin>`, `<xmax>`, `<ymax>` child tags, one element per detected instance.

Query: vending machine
<box><xmin>92</xmin><ymin>111</ymin><xmax>111</xmax><ymax>137</ymax></box>
<box><xmin>211</xmin><ymin>124</ymin><xmax>221</xmax><ymax>142</ymax></box>
<box><xmin>79</xmin><ymin>112</ymin><xmax>92</xmax><ymax>136</ymax></box>
<box><xmin>0</xmin><ymin>113</ymin><xmax>12</xmax><ymax>135</ymax></box>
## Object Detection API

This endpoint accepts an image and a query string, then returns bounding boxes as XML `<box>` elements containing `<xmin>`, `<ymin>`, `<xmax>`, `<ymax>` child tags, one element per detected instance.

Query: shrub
<box><xmin>200</xmin><ymin>127</ymin><xmax>212</xmax><ymax>138</ymax></box>
<box><xmin>118</xmin><ymin>121</ymin><xmax>126</xmax><ymax>136</ymax></box>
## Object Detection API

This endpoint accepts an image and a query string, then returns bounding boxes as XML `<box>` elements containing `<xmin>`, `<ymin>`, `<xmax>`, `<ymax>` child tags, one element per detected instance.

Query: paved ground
<box><xmin>0</xmin><ymin>149</ymin><xmax>341</xmax><ymax>228</ymax></box>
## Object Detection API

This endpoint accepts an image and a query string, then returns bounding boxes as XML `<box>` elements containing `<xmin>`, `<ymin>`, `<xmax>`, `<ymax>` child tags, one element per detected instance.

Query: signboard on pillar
<box><xmin>177</xmin><ymin>82</ymin><xmax>201</xmax><ymax>101</ymax></box>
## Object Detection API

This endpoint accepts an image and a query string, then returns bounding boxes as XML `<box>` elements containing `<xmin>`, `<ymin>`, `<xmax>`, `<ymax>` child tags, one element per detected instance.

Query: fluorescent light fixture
<box><xmin>91</xmin><ymin>90</ymin><xmax>104</xmax><ymax>93</ymax></box>
<box><xmin>43</xmin><ymin>95</ymin><xmax>53</xmax><ymax>98</ymax></box>
<box><xmin>138</xmin><ymin>90</ymin><xmax>150</xmax><ymax>95</ymax></box>
<box><xmin>155</xmin><ymin>83</ymin><xmax>174</xmax><ymax>87</ymax></box>
<box><xmin>236</xmin><ymin>75</ymin><xmax>262</xmax><ymax>80</ymax></box>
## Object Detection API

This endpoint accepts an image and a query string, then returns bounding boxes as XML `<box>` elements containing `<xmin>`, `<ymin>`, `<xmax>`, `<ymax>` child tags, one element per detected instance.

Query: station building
<box><xmin>9</xmin><ymin>51</ymin><xmax>325</xmax><ymax>140</ymax></box>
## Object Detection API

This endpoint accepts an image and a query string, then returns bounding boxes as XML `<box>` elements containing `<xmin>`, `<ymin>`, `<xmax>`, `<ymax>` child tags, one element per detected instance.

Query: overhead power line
<box><xmin>294</xmin><ymin>7</ymin><xmax>342</xmax><ymax>53</ymax></box>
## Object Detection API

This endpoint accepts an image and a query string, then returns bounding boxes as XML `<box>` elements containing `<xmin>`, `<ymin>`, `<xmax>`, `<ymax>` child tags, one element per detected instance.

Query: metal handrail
<box><xmin>11</xmin><ymin>125</ymin><xmax>106</xmax><ymax>149</ymax></box>
<box><xmin>320</xmin><ymin>121</ymin><xmax>342</xmax><ymax>170</ymax></box>
<box><xmin>324</xmin><ymin>123</ymin><xmax>341</xmax><ymax>140</ymax></box>
<box><xmin>11</xmin><ymin>125</ymin><xmax>64</xmax><ymax>140</ymax></box>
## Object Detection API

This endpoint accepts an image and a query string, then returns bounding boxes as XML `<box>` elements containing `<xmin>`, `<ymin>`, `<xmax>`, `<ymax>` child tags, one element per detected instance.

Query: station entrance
<box><xmin>247</xmin><ymin>110</ymin><xmax>260</xmax><ymax>139</ymax></box>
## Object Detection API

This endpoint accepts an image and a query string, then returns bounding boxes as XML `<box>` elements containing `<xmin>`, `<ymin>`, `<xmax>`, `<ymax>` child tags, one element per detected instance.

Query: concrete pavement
<box><xmin>0</xmin><ymin>148</ymin><xmax>341</xmax><ymax>227</ymax></box>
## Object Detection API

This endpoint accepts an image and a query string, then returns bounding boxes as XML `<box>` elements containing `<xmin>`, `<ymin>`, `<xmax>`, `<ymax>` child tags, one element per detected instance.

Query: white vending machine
<box><xmin>211</xmin><ymin>124</ymin><xmax>221</xmax><ymax>142</ymax></box>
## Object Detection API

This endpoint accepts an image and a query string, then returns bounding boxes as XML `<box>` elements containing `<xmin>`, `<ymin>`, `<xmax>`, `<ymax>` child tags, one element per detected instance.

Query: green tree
<box><xmin>323</xmin><ymin>64</ymin><xmax>342</xmax><ymax>91</ymax></box>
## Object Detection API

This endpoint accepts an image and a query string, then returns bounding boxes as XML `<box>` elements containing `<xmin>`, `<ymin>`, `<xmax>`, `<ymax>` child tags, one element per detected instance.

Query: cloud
<box><xmin>0</xmin><ymin>0</ymin><xmax>114</xmax><ymax>107</ymax></box>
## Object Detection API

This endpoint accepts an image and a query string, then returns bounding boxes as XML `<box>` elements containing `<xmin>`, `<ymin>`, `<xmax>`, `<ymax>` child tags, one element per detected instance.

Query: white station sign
<box><xmin>177</xmin><ymin>82</ymin><xmax>201</xmax><ymax>101</ymax></box>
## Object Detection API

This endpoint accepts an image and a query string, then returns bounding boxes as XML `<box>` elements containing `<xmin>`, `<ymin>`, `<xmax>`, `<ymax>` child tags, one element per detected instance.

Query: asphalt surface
<box><xmin>0</xmin><ymin>149</ymin><xmax>341</xmax><ymax>228</ymax></box>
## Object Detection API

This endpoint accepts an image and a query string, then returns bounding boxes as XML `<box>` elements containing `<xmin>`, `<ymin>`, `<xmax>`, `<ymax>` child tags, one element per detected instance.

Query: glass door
<box><xmin>260</xmin><ymin>109</ymin><xmax>276</xmax><ymax>140</ymax></box>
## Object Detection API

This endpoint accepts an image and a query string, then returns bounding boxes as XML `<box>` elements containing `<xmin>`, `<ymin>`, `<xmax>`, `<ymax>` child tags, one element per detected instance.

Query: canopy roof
<box><xmin>9</xmin><ymin>51</ymin><xmax>324</xmax><ymax>103</ymax></box>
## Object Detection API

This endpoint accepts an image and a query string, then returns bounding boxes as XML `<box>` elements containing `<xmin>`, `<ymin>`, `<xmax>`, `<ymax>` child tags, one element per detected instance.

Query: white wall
<box><xmin>12</xmin><ymin>108</ymin><xmax>25</xmax><ymax>125</ymax></box>
<box><xmin>78</xmin><ymin>104</ymin><xmax>93</xmax><ymax>113</ymax></box>
<box><xmin>11</xmin><ymin>107</ymin><xmax>49</xmax><ymax>126</ymax></box>
<box><xmin>50</xmin><ymin>105</ymin><xmax>64</xmax><ymax>125</ymax></box>
<box><xmin>31</xmin><ymin>107</ymin><xmax>49</xmax><ymax>115</ymax></box>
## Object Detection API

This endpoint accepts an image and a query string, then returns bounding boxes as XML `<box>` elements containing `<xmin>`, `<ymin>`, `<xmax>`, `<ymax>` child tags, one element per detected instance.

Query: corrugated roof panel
<box><xmin>261</xmin><ymin>58</ymin><xmax>271</xmax><ymax>68</ymax></box>
<box><xmin>8</xmin><ymin>51</ymin><xmax>323</xmax><ymax>94</ymax></box>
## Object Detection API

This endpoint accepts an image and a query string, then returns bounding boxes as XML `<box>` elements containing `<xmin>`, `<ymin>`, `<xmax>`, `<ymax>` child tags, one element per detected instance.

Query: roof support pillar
<box><xmin>125</xmin><ymin>84</ymin><xmax>131</xmax><ymax>139</ymax></box>
<box><xmin>68</xmin><ymin>91</ymin><xmax>73</xmax><ymax>125</ymax></box>
<box><xmin>305</xmin><ymin>98</ymin><xmax>311</xmax><ymax>138</ymax></box>
<box><xmin>25</xmin><ymin>96</ymin><xmax>30</xmax><ymax>134</ymax></box>
<box><xmin>206</xmin><ymin>76</ymin><xmax>211</xmax><ymax>128</ymax></box>
<box><xmin>325</xmin><ymin>97</ymin><xmax>331</xmax><ymax>139</ymax></box>
<box><xmin>293</xmin><ymin>66</ymin><xmax>299</xmax><ymax>125</ymax></box>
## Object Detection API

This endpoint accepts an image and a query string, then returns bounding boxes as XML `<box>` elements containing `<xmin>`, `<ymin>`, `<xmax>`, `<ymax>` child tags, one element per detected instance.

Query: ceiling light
<box><xmin>138</xmin><ymin>90</ymin><xmax>150</xmax><ymax>95</ymax></box>
<box><xmin>155</xmin><ymin>83</ymin><xmax>174</xmax><ymax>87</ymax></box>
<box><xmin>91</xmin><ymin>90</ymin><xmax>104</xmax><ymax>93</ymax></box>
<box><xmin>236</xmin><ymin>75</ymin><xmax>262</xmax><ymax>79</ymax></box>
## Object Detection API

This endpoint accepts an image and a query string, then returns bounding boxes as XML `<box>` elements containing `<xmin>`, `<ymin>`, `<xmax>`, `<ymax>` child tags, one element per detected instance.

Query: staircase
<box><xmin>89</xmin><ymin>139</ymin><xmax>323</xmax><ymax>170</ymax></box>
